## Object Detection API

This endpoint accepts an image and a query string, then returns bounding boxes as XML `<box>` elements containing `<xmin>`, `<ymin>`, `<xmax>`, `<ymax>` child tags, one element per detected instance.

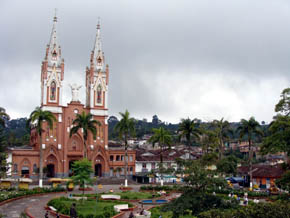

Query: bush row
<box><xmin>0</xmin><ymin>187</ymin><xmax>65</xmax><ymax>202</ymax></box>
<box><xmin>140</xmin><ymin>185</ymin><xmax>183</xmax><ymax>191</ymax></box>
<box><xmin>198</xmin><ymin>202</ymin><xmax>290</xmax><ymax>218</ymax></box>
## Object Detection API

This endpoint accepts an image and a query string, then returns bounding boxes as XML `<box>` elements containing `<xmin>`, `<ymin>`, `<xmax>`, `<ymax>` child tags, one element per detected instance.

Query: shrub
<box><xmin>198</xmin><ymin>202</ymin><xmax>290</xmax><ymax>218</ymax></box>
<box><xmin>162</xmin><ymin>190</ymin><xmax>239</xmax><ymax>217</ymax></box>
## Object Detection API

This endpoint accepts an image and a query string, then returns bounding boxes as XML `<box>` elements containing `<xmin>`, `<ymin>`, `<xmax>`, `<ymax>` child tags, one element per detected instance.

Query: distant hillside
<box><xmin>2</xmin><ymin>115</ymin><xmax>268</xmax><ymax>146</ymax></box>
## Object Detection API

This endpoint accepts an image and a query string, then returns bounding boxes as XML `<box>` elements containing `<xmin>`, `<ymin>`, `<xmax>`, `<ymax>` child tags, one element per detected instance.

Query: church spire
<box><xmin>46</xmin><ymin>9</ymin><xmax>62</xmax><ymax>67</ymax></box>
<box><xmin>91</xmin><ymin>18</ymin><xmax>105</xmax><ymax>71</ymax></box>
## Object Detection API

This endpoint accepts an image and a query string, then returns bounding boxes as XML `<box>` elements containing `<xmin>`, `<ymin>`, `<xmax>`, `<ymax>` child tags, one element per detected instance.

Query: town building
<box><xmin>134</xmin><ymin>148</ymin><xmax>200</xmax><ymax>183</ymax></box>
<box><xmin>8</xmin><ymin>15</ymin><xmax>135</xmax><ymax>179</ymax></box>
<box><xmin>238</xmin><ymin>164</ymin><xmax>285</xmax><ymax>189</ymax></box>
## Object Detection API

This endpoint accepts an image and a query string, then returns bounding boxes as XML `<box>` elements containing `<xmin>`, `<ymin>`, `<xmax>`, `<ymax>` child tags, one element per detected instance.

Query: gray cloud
<box><xmin>1</xmin><ymin>0</ymin><xmax>290</xmax><ymax>124</ymax></box>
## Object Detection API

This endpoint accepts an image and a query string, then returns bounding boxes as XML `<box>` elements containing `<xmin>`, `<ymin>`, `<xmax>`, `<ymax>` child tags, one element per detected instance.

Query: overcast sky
<box><xmin>1</xmin><ymin>0</ymin><xmax>290</xmax><ymax>124</ymax></box>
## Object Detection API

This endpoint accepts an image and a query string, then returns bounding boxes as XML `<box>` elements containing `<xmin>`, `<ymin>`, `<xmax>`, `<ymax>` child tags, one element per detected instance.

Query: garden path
<box><xmin>0</xmin><ymin>185</ymin><xmax>142</xmax><ymax>218</ymax></box>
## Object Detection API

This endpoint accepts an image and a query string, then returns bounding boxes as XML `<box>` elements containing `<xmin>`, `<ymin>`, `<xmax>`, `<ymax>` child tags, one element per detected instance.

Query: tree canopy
<box><xmin>70</xmin><ymin>111</ymin><xmax>100</xmax><ymax>159</ymax></box>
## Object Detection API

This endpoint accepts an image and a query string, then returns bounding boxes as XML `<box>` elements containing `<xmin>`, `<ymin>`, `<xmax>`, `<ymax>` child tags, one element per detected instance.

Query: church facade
<box><xmin>9</xmin><ymin>15</ymin><xmax>136</xmax><ymax>179</ymax></box>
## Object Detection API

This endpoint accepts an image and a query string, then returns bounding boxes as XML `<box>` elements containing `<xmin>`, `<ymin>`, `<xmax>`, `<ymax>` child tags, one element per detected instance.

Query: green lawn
<box><xmin>48</xmin><ymin>197</ymin><xmax>133</xmax><ymax>217</ymax></box>
<box><xmin>73</xmin><ymin>191</ymin><xmax>159</xmax><ymax>200</ymax></box>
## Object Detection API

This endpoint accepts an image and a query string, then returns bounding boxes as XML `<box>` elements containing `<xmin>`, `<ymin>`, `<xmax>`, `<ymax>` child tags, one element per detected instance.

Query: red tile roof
<box><xmin>238</xmin><ymin>164</ymin><xmax>284</xmax><ymax>178</ymax></box>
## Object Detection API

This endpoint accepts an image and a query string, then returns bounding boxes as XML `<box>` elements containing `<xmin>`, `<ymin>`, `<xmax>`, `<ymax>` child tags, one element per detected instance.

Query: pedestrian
<box><xmin>128</xmin><ymin>211</ymin><xmax>134</xmax><ymax>218</ymax></box>
<box><xmin>70</xmin><ymin>203</ymin><xmax>77</xmax><ymax>218</ymax></box>
<box><xmin>45</xmin><ymin>210</ymin><xmax>49</xmax><ymax>218</ymax></box>
<box><xmin>56</xmin><ymin>212</ymin><xmax>60</xmax><ymax>218</ymax></box>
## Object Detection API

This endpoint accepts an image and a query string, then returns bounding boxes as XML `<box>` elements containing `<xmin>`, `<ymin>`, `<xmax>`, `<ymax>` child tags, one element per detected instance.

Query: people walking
<box><xmin>70</xmin><ymin>203</ymin><xmax>77</xmax><ymax>218</ymax></box>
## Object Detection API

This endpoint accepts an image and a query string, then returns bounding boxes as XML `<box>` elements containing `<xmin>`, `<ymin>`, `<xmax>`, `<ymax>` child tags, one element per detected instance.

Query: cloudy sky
<box><xmin>1</xmin><ymin>0</ymin><xmax>290</xmax><ymax>124</ymax></box>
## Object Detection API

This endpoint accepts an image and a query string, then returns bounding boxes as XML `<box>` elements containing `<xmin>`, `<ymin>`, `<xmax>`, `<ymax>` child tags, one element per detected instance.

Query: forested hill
<box><xmin>1</xmin><ymin>115</ymin><xmax>267</xmax><ymax>146</ymax></box>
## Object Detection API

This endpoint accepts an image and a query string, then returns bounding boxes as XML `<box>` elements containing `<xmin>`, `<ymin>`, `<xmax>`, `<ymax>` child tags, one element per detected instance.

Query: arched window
<box><xmin>33</xmin><ymin>164</ymin><xmax>38</xmax><ymax>173</ymax></box>
<box><xmin>50</xmin><ymin>81</ymin><xmax>56</xmax><ymax>101</ymax></box>
<box><xmin>13</xmin><ymin>164</ymin><xmax>18</xmax><ymax>173</ymax></box>
<box><xmin>97</xmin><ymin>84</ymin><xmax>102</xmax><ymax>104</ymax></box>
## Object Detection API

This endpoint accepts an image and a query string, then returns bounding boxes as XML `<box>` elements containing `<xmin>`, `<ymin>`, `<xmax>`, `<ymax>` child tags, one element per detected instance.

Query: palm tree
<box><xmin>178</xmin><ymin>118</ymin><xmax>201</xmax><ymax>147</ymax></box>
<box><xmin>212</xmin><ymin>118</ymin><xmax>233</xmax><ymax>160</ymax></box>
<box><xmin>114</xmin><ymin>110</ymin><xmax>135</xmax><ymax>187</ymax></box>
<box><xmin>237</xmin><ymin>117</ymin><xmax>263</xmax><ymax>189</ymax></box>
<box><xmin>149</xmin><ymin>127</ymin><xmax>172</xmax><ymax>186</ymax></box>
<box><xmin>27</xmin><ymin>107</ymin><xmax>56</xmax><ymax>187</ymax></box>
<box><xmin>70</xmin><ymin>111</ymin><xmax>101</xmax><ymax>159</ymax></box>
<box><xmin>0</xmin><ymin>107</ymin><xmax>10</xmax><ymax>128</ymax></box>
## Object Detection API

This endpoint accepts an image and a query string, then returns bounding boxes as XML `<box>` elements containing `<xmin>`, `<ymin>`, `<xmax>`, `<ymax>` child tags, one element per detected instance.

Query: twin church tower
<box><xmin>41</xmin><ymin>14</ymin><xmax>109</xmax><ymax>112</ymax></box>
<box><xmin>10</xmin><ymin>14</ymin><xmax>135</xmax><ymax>179</ymax></box>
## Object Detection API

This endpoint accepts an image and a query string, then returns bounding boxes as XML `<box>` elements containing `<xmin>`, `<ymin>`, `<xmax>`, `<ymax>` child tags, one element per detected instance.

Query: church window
<box><xmin>110</xmin><ymin>155</ymin><xmax>114</xmax><ymax>161</ymax></box>
<box><xmin>33</xmin><ymin>164</ymin><xmax>38</xmax><ymax>173</ymax></box>
<box><xmin>13</xmin><ymin>164</ymin><xmax>18</xmax><ymax>173</ymax></box>
<box><xmin>97</xmin><ymin>56</ymin><xmax>102</xmax><ymax>65</ymax></box>
<box><xmin>72</xmin><ymin>140</ymin><xmax>77</xmax><ymax>151</ymax></box>
<box><xmin>129</xmin><ymin>155</ymin><xmax>133</xmax><ymax>162</ymax></box>
<box><xmin>116</xmin><ymin>155</ymin><xmax>120</xmax><ymax>161</ymax></box>
<box><xmin>97</xmin><ymin>84</ymin><xmax>102</xmax><ymax>104</ymax></box>
<box><xmin>52</xmin><ymin>51</ymin><xmax>57</xmax><ymax>60</ymax></box>
<box><xmin>50</xmin><ymin>81</ymin><xmax>56</xmax><ymax>101</ymax></box>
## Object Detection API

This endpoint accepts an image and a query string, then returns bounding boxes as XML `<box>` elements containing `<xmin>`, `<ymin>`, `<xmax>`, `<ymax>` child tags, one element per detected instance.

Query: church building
<box><xmin>9</xmin><ymin>15</ymin><xmax>136</xmax><ymax>179</ymax></box>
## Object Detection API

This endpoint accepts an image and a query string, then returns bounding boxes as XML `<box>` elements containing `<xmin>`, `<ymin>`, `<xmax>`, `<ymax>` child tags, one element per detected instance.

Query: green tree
<box><xmin>276</xmin><ymin>170</ymin><xmax>290</xmax><ymax>191</ymax></box>
<box><xmin>275</xmin><ymin>87</ymin><xmax>290</xmax><ymax>116</ymax></box>
<box><xmin>199</xmin><ymin>129</ymin><xmax>219</xmax><ymax>154</ymax></box>
<box><xmin>216</xmin><ymin>155</ymin><xmax>238</xmax><ymax>176</ymax></box>
<box><xmin>212</xmin><ymin>118</ymin><xmax>233</xmax><ymax>160</ymax></box>
<box><xmin>0</xmin><ymin>128</ymin><xmax>9</xmax><ymax>178</ymax></box>
<box><xmin>164</xmin><ymin>159</ymin><xmax>229</xmax><ymax>217</ymax></box>
<box><xmin>70</xmin><ymin>111</ymin><xmax>101</xmax><ymax>159</ymax></box>
<box><xmin>178</xmin><ymin>118</ymin><xmax>201</xmax><ymax>147</ymax></box>
<box><xmin>261</xmin><ymin>115</ymin><xmax>290</xmax><ymax>163</ymax></box>
<box><xmin>237</xmin><ymin>117</ymin><xmax>263</xmax><ymax>188</ymax></box>
<box><xmin>71</xmin><ymin>158</ymin><xmax>94</xmax><ymax>196</ymax></box>
<box><xmin>0</xmin><ymin>107</ymin><xmax>9</xmax><ymax>178</ymax></box>
<box><xmin>114</xmin><ymin>110</ymin><xmax>135</xmax><ymax>187</ymax></box>
<box><xmin>27</xmin><ymin>107</ymin><xmax>56</xmax><ymax>187</ymax></box>
<box><xmin>0</xmin><ymin>107</ymin><xmax>10</xmax><ymax>128</ymax></box>
<box><xmin>148</xmin><ymin>127</ymin><xmax>172</xmax><ymax>186</ymax></box>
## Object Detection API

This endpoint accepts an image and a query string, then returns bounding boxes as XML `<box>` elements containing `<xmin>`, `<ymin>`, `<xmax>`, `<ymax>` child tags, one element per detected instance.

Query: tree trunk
<box><xmin>39</xmin><ymin>133</ymin><xmax>43</xmax><ymax>187</ymax></box>
<box><xmin>124</xmin><ymin>136</ymin><xmax>128</xmax><ymax>187</ymax></box>
<box><xmin>249</xmin><ymin>139</ymin><xmax>253</xmax><ymax>189</ymax></box>
<box><xmin>84</xmin><ymin>140</ymin><xmax>87</xmax><ymax>159</ymax></box>
<box><xmin>160</xmin><ymin>147</ymin><xmax>164</xmax><ymax>186</ymax></box>
<box><xmin>219</xmin><ymin>138</ymin><xmax>224</xmax><ymax>160</ymax></box>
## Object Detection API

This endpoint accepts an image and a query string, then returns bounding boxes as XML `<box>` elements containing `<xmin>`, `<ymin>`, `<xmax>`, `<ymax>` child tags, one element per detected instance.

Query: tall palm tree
<box><xmin>0</xmin><ymin>107</ymin><xmax>10</xmax><ymax>128</ymax></box>
<box><xmin>212</xmin><ymin>118</ymin><xmax>233</xmax><ymax>160</ymax></box>
<box><xmin>114</xmin><ymin>110</ymin><xmax>135</xmax><ymax>187</ymax></box>
<box><xmin>27</xmin><ymin>107</ymin><xmax>56</xmax><ymax>187</ymax></box>
<box><xmin>149</xmin><ymin>127</ymin><xmax>172</xmax><ymax>186</ymax></box>
<box><xmin>70</xmin><ymin>111</ymin><xmax>101</xmax><ymax>159</ymax></box>
<box><xmin>237</xmin><ymin>117</ymin><xmax>263</xmax><ymax>189</ymax></box>
<box><xmin>178</xmin><ymin>118</ymin><xmax>201</xmax><ymax>147</ymax></box>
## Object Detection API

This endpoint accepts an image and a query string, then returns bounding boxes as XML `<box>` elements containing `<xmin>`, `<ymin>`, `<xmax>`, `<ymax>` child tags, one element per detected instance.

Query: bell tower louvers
<box><xmin>41</xmin><ymin>13</ymin><xmax>64</xmax><ymax>113</ymax></box>
<box><xmin>86</xmin><ymin>21</ymin><xmax>109</xmax><ymax>118</ymax></box>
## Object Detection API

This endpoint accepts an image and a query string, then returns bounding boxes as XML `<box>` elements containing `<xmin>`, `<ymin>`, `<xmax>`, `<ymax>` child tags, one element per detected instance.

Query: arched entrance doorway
<box><xmin>46</xmin><ymin>154</ymin><xmax>58</xmax><ymax>178</ymax></box>
<box><xmin>47</xmin><ymin>164</ymin><xmax>55</xmax><ymax>178</ymax></box>
<box><xmin>21</xmin><ymin>166</ymin><xmax>30</xmax><ymax>177</ymax></box>
<box><xmin>95</xmin><ymin>164</ymin><xmax>102</xmax><ymax>177</ymax></box>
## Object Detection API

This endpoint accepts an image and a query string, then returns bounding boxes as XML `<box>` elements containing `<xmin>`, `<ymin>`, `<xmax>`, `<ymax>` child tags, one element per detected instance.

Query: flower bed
<box><xmin>140</xmin><ymin>185</ymin><xmax>183</xmax><ymax>192</ymax></box>
<box><xmin>0</xmin><ymin>187</ymin><xmax>65</xmax><ymax>204</ymax></box>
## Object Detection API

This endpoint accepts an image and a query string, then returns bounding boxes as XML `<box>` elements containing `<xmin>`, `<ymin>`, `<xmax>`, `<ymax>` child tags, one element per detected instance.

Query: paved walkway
<box><xmin>0</xmin><ymin>185</ymin><xmax>142</xmax><ymax>218</ymax></box>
